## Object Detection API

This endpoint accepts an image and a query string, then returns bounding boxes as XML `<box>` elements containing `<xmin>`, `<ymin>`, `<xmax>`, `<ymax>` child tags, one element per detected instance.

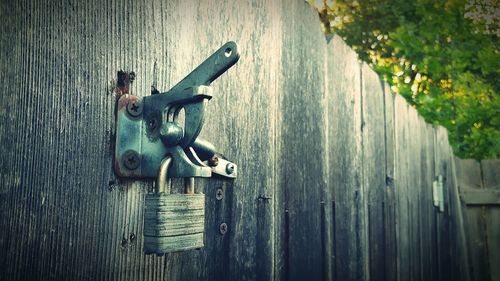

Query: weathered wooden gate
<box><xmin>0</xmin><ymin>0</ymin><xmax>470</xmax><ymax>280</ymax></box>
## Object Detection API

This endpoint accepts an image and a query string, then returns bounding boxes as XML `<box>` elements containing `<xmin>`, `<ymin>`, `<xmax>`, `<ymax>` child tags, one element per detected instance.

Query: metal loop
<box><xmin>157</xmin><ymin>156</ymin><xmax>172</xmax><ymax>193</ymax></box>
<box><xmin>156</xmin><ymin>156</ymin><xmax>195</xmax><ymax>194</ymax></box>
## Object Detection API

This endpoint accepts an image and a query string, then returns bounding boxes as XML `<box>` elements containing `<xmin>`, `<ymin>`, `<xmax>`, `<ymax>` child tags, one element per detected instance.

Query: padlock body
<box><xmin>144</xmin><ymin>193</ymin><xmax>205</xmax><ymax>254</ymax></box>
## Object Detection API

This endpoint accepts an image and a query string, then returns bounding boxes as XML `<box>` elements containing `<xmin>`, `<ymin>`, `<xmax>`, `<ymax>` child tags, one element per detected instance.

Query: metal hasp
<box><xmin>114</xmin><ymin>41</ymin><xmax>240</xmax><ymax>179</ymax></box>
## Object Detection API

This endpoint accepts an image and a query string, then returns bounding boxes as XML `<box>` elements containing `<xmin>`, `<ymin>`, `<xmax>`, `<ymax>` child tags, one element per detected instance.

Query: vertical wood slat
<box><xmin>481</xmin><ymin>160</ymin><xmax>500</xmax><ymax>281</ymax></box>
<box><xmin>279</xmin><ymin>2</ymin><xmax>328</xmax><ymax>280</ymax></box>
<box><xmin>394</xmin><ymin>94</ymin><xmax>410</xmax><ymax>281</ymax></box>
<box><xmin>361</xmin><ymin>63</ymin><xmax>386</xmax><ymax>281</ymax></box>
<box><xmin>383</xmin><ymin>84</ymin><xmax>397</xmax><ymax>281</ymax></box>
<box><xmin>455</xmin><ymin>158</ymin><xmax>497</xmax><ymax>281</ymax></box>
<box><xmin>326</xmin><ymin>36</ymin><xmax>364</xmax><ymax>281</ymax></box>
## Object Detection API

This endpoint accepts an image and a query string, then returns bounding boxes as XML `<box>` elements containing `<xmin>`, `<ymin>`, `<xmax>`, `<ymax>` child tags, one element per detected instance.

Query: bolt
<box><xmin>126</xmin><ymin>101</ymin><xmax>142</xmax><ymax>117</ymax></box>
<box><xmin>216</xmin><ymin>188</ymin><xmax>224</xmax><ymax>200</ymax></box>
<box><xmin>208</xmin><ymin>156</ymin><xmax>219</xmax><ymax>167</ymax></box>
<box><xmin>123</xmin><ymin>150</ymin><xmax>140</xmax><ymax>170</ymax></box>
<box><xmin>226</xmin><ymin>163</ymin><xmax>235</xmax><ymax>174</ymax></box>
<box><xmin>219</xmin><ymin>222</ymin><xmax>228</xmax><ymax>235</ymax></box>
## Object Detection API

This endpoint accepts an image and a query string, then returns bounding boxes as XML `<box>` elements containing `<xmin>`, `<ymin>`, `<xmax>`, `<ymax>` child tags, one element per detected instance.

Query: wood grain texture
<box><xmin>382</xmin><ymin>84</ymin><xmax>397</xmax><ymax>281</ymax></box>
<box><xmin>421</xmin><ymin>122</ymin><xmax>438</xmax><ymax>281</ymax></box>
<box><xmin>482</xmin><ymin>160</ymin><xmax>500</xmax><ymax>281</ymax></box>
<box><xmin>394</xmin><ymin>94</ymin><xmax>411</xmax><ymax>281</ymax></box>
<box><xmin>0</xmin><ymin>0</ymin><xmax>473</xmax><ymax>280</ymax></box>
<box><xmin>279</xmin><ymin>2</ymin><xmax>328</xmax><ymax>280</ymax></box>
<box><xmin>456</xmin><ymin>159</ymin><xmax>500</xmax><ymax>281</ymax></box>
<box><xmin>361</xmin><ymin>63</ymin><xmax>386</xmax><ymax>281</ymax></box>
<box><xmin>326</xmin><ymin>36</ymin><xmax>364</xmax><ymax>281</ymax></box>
<box><xmin>455</xmin><ymin>159</ymin><xmax>491</xmax><ymax>281</ymax></box>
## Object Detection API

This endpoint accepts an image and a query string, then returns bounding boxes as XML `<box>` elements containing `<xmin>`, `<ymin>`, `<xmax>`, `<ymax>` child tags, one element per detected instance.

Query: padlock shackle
<box><xmin>157</xmin><ymin>156</ymin><xmax>173</xmax><ymax>193</ymax></box>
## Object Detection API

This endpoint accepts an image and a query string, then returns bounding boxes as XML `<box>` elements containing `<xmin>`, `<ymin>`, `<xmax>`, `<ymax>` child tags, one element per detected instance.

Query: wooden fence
<box><xmin>455</xmin><ymin>159</ymin><xmax>500</xmax><ymax>281</ymax></box>
<box><xmin>0</xmin><ymin>0</ymin><xmax>471</xmax><ymax>280</ymax></box>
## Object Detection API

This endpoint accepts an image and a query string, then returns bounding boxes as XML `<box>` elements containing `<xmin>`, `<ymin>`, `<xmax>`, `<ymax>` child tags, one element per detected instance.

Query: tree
<box><xmin>311</xmin><ymin>0</ymin><xmax>499</xmax><ymax>160</ymax></box>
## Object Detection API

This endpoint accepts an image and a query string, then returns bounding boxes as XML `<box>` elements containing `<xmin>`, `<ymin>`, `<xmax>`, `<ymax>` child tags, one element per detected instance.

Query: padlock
<box><xmin>143</xmin><ymin>157</ymin><xmax>205</xmax><ymax>254</ymax></box>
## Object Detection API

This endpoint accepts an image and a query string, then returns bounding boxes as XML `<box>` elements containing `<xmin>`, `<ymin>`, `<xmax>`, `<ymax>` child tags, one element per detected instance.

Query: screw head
<box><xmin>123</xmin><ymin>150</ymin><xmax>140</xmax><ymax>170</ymax></box>
<box><xmin>126</xmin><ymin>101</ymin><xmax>142</xmax><ymax>117</ymax></box>
<box><xmin>226</xmin><ymin>163</ymin><xmax>235</xmax><ymax>174</ymax></box>
<box><xmin>216</xmin><ymin>188</ymin><xmax>224</xmax><ymax>200</ymax></box>
<box><xmin>219</xmin><ymin>223</ymin><xmax>228</xmax><ymax>235</ymax></box>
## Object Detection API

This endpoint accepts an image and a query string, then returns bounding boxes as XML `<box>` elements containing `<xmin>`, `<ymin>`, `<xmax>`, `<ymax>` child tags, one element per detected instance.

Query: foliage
<box><xmin>310</xmin><ymin>0</ymin><xmax>499</xmax><ymax>160</ymax></box>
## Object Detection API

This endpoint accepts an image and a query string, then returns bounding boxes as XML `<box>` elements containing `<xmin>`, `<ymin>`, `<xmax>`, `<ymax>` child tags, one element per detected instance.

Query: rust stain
<box><xmin>115</xmin><ymin>70</ymin><xmax>130</xmax><ymax>95</ymax></box>
<box><xmin>116</xmin><ymin>95</ymin><xmax>139</xmax><ymax>111</ymax></box>
<box><xmin>113</xmin><ymin>94</ymin><xmax>141</xmax><ymax>179</ymax></box>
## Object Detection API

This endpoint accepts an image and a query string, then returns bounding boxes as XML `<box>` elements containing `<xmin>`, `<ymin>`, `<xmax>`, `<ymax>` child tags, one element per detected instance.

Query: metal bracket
<box><xmin>114</xmin><ymin>41</ymin><xmax>239</xmax><ymax>179</ymax></box>
<box><xmin>433</xmin><ymin>175</ymin><xmax>444</xmax><ymax>212</ymax></box>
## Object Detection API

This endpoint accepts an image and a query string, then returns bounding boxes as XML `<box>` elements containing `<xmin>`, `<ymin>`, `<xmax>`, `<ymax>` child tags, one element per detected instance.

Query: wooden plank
<box><xmin>482</xmin><ymin>160</ymin><xmax>500</xmax><ymax>281</ymax></box>
<box><xmin>417</xmin><ymin>114</ymin><xmax>436</xmax><ymax>281</ymax></box>
<box><xmin>417</xmin><ymin>117</ymin><xmax>431</xmax><ymax>281</ymax></box>
<box><xmin>462</xmin><ymin>189</ymin><xmax>500</xmax><ymax>205</ymax></box>
<box><xmin>326</xmin><ymin>35</ymin><xmax>364</xmax><ymax>281</ymax></box>
<box><xmin>455</xmin><ymin>158</ymin><xmax>491</xmax><ymax>281</ymax></box>
<box><xmin>279</xmin><ymin>2</ymin><xmax>329</xmax><ymax>280</ymax></box>
<box><xmin>448</xmin><ymin>156</ymin><xmax>473</xmax><ymax>281</ymax></box>
<box><xmin>394</xmin><ymin>94</ymin><xmax>411</xmax><ymax>281</ymax></box>
<box><xmin>447</xmin><ymin>131</ymin><xmax>471</xmax><ymax>281</ymax></box>
<box><xmin>408</xmin><ymin>106</ymin><xmax>422</xmax><ymax>281</ymax></box>
<box><xmin>486</xmin><ymin>206</ymin><xmax>500</xmax><ymax>281</ymax></box>
<box><xmin>383</xmin><ymin>83</ymin><xmax>397</xmax><ymax>281</ymax></box>
<box><xmin>361</xmin><ymin>63</ymin><xmax>386</xmax><ymax>281</ymax></box>
<box><xmin>423</xmin><ymin>123</ymin><xmax>439</xmax><ymax>281</ymax></box>
<box><xmin>435</xmin><ymin>128</ymin><xmax>451</xmax><ymax>281</ymax></box>
<box><xmin>481</xmin><ymin>160</ymin><xmax>500</xmax><ymax>189</ymax></box>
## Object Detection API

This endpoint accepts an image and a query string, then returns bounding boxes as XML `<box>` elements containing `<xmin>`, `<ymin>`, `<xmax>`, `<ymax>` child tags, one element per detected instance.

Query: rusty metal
<box><xmin>116</xmin><ymin>70</ymin><xmax>130</xmax><ymax>95</ymax></box>
<box><xmin>208</xmin><ymin>156</ymin><xmax>219</xmax><ymax>167</ymax></box>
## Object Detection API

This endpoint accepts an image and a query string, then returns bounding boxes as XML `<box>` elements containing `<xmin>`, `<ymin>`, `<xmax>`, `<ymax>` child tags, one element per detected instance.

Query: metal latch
<box><xmin>114</xmin><ymin>41</ymin><xmax>239</xmax><ymax>180</ymax></box>
<box><xmin>433</xmin><ymin>175</ymin><xmax>444</xmax><ymax>212</ymax></box>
